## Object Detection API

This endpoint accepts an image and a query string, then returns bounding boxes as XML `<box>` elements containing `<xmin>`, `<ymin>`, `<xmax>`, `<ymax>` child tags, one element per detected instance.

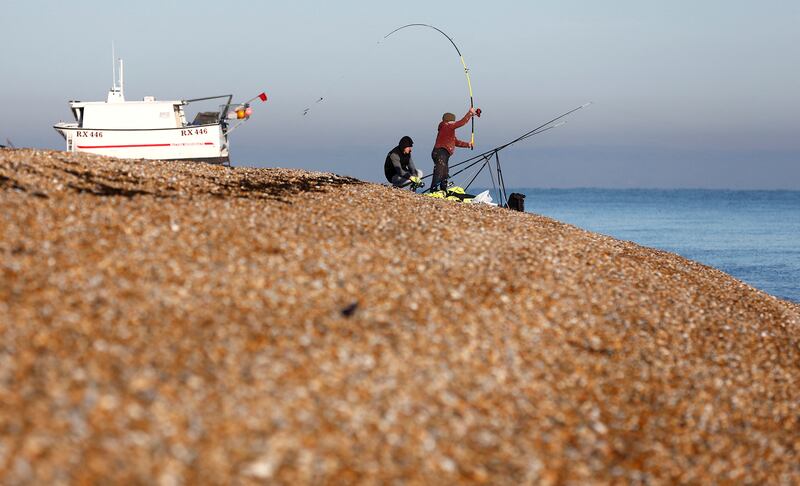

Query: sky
<box><xmin>1</xmin><ymin>0</ymin><xmax>798</xmax><ymax>188</ymax></box>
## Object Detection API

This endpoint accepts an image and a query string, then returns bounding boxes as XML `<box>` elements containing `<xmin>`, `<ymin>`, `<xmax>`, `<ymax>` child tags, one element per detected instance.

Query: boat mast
<box><xmin>108</xmin><ymin>42</ymin><xmax>125</xmax><ymax>102</ymax></box>
<box><xmin>111</xmin><ymin>42</ymin><xmax>116</xmax><ymax>90</ymax></box>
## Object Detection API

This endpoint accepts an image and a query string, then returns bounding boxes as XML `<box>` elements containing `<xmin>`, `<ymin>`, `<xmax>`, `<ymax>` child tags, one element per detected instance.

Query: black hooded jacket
<box><xmin>384</xmin><ymin>136</ymin><xmax>418</xmax><ymax>182</ymax></box>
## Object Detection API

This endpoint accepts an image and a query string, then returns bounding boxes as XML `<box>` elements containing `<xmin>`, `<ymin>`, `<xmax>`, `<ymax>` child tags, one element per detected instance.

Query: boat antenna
<box><xmin>111</xmin><ymin>41</ymin><xmax>116</xmax><ymax>90</ymax></box>
<box><xmin>108</xmin><ymin>42</ymin><xmax>125</xmax><ymax>102</ymax></box>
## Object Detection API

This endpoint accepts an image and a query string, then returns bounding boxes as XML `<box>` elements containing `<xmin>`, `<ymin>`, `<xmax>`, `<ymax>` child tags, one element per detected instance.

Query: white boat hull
<box><xmin>53</xmin><ymin>123</ymin><xmax>229</xmax><ymax>164</ymax></box>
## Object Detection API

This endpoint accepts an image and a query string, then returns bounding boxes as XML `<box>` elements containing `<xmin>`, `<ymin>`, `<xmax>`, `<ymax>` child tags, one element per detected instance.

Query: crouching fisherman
<box><xmin>384</xmin><ymin>136</ymin><xmax>423</xmax><ymax>190</ymax></box>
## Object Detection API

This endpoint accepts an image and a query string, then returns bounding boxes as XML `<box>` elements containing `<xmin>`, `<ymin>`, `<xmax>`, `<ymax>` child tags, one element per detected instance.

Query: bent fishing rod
<box><xmin>383</xmin><ymin>23</ymin><xmax>480</xmax><ymax>149</ymax></box>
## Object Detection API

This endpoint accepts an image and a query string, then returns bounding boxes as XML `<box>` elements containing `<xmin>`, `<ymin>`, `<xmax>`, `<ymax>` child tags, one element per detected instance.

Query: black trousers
<box><xmin>431</xmin><ymin>148</ymin><xmax>451</xmax><ymax>191</ymax></box>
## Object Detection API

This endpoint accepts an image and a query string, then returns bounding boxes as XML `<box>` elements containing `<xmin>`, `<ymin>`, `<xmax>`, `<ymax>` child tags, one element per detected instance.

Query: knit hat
<box><xmin>398</xmin><ymin>136</ymin><xmax>413</xmax><ymax>148</ymax></box>
<box><xmin>442</xmin><ymin>112</ymin><xmax>456</xmax><ymax>122</ymax></box>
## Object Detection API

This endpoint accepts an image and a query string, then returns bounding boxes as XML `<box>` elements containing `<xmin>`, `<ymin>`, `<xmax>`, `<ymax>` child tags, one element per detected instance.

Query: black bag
<box><xmin>507</xmin><ymin>192</ymin><xmax>525</xmax><ymax>212</ymax></box>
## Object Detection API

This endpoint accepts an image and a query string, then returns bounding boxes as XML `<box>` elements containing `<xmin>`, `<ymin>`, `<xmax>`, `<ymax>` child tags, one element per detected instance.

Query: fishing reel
<box><xmin>409</xmin><ymin>176</ymin><xmax>425</xmax><ymax>191</ymax></box>
<box><xmin>475</xmin><ymin>108</ymin><xmax>482</xmax><ymax>117</ymax></box>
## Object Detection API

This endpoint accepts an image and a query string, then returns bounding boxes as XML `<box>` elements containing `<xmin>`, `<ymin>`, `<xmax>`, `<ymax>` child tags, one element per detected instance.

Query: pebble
<box><xmin>0</xmin><ymin>148</ymin><xmax>798</xmax><ymax>483</ymax></box>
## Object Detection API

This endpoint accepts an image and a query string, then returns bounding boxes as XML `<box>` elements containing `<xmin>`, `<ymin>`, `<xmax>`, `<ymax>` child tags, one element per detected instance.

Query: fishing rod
<box><xmin>445</xmin><ymin>102</ymin><xmax>591</xmax><ymax>173</ymax></box>
<box><xmin>516</xmin><ymin>121</ymin><xmax>566</xmax><ymax>143</ymax></box>
<box><xmin>494</xmin><ymin>102</ymin><xmax>590</xmax><ymax>152</ymax></box>
<box><xmin>424</xmin><ymin>115</ymin><xmax>571</xmax><ymax>185</ymax></box>
<box><xmin>464</xmin><ymin>158</ymin><xmax>491</xmax><ymax>190</ymax></box>
<box><xmin>445</xmin><ymin>122</ymin><xmax>564</xmax><ymax>176</ymax></box>
<box><xmin>422</xmin><ymin>127</ymin><xmax>553</xmax><ymax>196</ymax></box>
<box><xmin>420</xmin><ymin>102</ymin><xmax>592</xmax><ymax>205</ymax></box>
<box><xmin>383</xmin><ymin>23</ymin><xmax>480</xmax><ymax>149</ymax></box>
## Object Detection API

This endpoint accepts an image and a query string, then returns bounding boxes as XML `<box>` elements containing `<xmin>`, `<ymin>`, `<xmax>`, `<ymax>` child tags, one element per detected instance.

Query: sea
<box><xmin>506</xmin><ymin>189</ymin><xmax>799</xmax><ymax>303</ymax></box>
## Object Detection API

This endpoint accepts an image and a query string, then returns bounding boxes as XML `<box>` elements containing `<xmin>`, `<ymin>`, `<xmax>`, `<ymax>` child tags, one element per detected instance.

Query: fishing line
<box><xmin>383</xmin><ymin>24</ymin><xmax>479</xmax><ymax>148</ymax></box>
<box><xmin>299</xmin><ymin>40</ymin><xmax>385</xmax><ymax>117</ymax></box>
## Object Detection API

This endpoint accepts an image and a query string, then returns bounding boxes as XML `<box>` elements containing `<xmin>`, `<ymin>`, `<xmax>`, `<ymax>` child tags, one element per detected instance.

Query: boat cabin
<box><xmin>68</xmin><ymin>97</ymin><xmax>189</xmax><ymax>130</ymax></box>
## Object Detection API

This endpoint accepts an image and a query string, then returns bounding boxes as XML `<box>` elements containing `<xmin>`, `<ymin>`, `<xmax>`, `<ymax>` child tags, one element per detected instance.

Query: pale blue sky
<box><xmin>1</xmin><ymin>0</ymin><xmax>798</xmax><ymax>188</ymax></box>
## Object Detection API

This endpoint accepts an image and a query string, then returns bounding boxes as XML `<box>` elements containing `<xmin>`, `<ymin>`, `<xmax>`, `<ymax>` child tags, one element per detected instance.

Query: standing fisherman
<box><xmin>431</xmin><ymin>108</ymin><xmax>478</xmax><ymax>191</ymax></box>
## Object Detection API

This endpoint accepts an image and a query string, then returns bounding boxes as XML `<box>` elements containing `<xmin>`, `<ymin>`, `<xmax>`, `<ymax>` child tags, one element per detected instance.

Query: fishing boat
<box><xmin>54</xmin><ymin>58</ymin><xmax>266</xmax><ymax>165</ymax></box>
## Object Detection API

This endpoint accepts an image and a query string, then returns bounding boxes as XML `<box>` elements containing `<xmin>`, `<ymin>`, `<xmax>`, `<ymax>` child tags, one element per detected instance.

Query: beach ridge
<box><xmin>2</xmin><ymin>149</ymin><xmax>799</xmax><ymax>483</ymax></box>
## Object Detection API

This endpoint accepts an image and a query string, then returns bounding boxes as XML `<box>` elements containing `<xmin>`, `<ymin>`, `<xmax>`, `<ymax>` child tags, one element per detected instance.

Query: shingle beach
<box><xmin>1</xmin><ymin>149</ymin><xmax>799</xmax><ymax>484</ymax></box>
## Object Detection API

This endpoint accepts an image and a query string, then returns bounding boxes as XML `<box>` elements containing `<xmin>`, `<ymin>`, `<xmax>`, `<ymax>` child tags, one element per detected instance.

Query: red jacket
<box><xmin>434</xmin><ymin>111</ymin><xmax>473</xmax><ymax>154</ymax></box>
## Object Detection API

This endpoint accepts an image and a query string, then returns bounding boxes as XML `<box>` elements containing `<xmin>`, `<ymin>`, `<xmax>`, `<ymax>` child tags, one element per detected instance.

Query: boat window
<box><xmin>191</xmin><ymin>112</ymin><xmax>220</xmax><ymax>125</ymax></box>
<box><xmin>72</xmin><ymin>107</ymin><xmax>84</xmax><ymax>126</ymax></box>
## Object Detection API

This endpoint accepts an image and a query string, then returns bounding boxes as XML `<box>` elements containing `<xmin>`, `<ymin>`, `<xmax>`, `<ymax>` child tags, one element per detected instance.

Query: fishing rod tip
<box><xmin>582</xmin><ymin>101</ymin><xmax>593</xmax><ymax>108</ymax></box>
